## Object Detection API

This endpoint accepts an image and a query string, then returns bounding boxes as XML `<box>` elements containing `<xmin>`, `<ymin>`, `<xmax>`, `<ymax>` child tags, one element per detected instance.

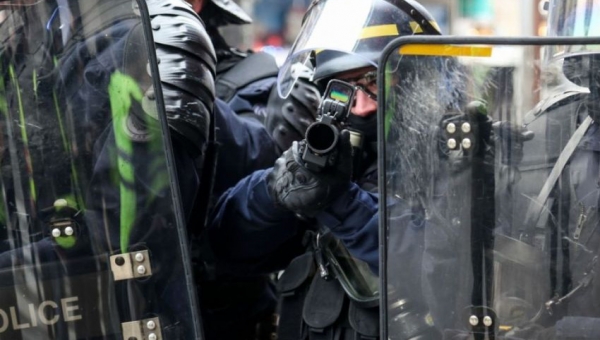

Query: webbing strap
<box><xmin>521</xmin><ymin>115</ymin><xmax>593</xmax><ymax>240</ymax></box>
<box><xmin>278</xmin><ymin>283</ymin><xmax>310</xmax><ymax>340</ymax></box>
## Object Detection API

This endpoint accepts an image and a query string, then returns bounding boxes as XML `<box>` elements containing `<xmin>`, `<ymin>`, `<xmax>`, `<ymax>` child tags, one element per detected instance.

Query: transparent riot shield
<box><xmin>379</xmin><ymin>36</ymin><xmax>600</xmax><ymax>340</ymax></box>
<box><xmin>0</xmin><ymin>0</ymin><xmax>203</xmax><ymax>339</ymax></box>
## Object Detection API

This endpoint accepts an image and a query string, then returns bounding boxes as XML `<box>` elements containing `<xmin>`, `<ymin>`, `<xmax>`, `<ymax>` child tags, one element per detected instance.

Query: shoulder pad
<box><xmin>524</xmin><ymin>89</ymin><xmax>587</xmax><ymax>125</ymax></box>
<box><xmin>215</xmin><ymin>51</ymin><xmax>278</xmax><ymax>102</ymax></box>
<box><xmin>147</xmin><ymin>0</ymin><xmax>216</xmax><ymax>156</ymax></box>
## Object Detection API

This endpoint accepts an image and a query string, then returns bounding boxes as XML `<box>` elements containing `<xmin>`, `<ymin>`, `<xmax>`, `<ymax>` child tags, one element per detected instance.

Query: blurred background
<box><xmin>218</xmin><ymin>0</ymin><xmax>551</xmax><ymax>64</ymax></box>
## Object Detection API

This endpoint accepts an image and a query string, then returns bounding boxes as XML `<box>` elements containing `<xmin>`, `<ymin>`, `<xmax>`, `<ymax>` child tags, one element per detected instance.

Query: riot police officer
<box><xmin>185</xmin><ymin>0</ymin><xmax>320</xmax><ymax>200</ymax></box>
<box><xmin>182</xmin><ymin>1</ymin><xmax>326</xmax><ymax>339</ymax></box>
<box><xmin>0</xmin><ymin>0</ymin><xmax>215</xmax><ymax>338</ymax></box>
<box><xmin>206</xmin><ymin>0</ymin><xmax>442</xmax><ymax>338</ymax></box>
<box><xmin>190</xmin><ymin>0</ymin><xmax>280</xmax><ymax>120</ymax></box>
<box><xmin>506</xmin><ymin>1</ymin><xmax>600</xmax><ymax>337</ymax></box>
<box><xmin>376</xmin><ymin>0</ymin><xmax>600</xmax><ymax>339</ymax></box>
<box><xmin>183</xmin><ymin>1</ymin><xmax>296</xmax><ymax>339</ymax></box>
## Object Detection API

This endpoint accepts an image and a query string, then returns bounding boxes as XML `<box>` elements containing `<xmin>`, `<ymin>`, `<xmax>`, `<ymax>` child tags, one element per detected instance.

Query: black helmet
<box><xmin>199</xmin><ymin>0</ymin><xmax>252</xmax><ymax>27</ymax></box>
<box><xmin>545</xmin><ymin>0</ymin><xmax>600</xmax><ymax>85</ymax></box>
<box><xmin>545</xmin><ymin>0</ymin><xmax>600</xmax><ymax>120</ymax></box>
<box><xmin>277</xmin><ymin>0</ymin><xmax>441</xmax><ymax>98</ymax></box>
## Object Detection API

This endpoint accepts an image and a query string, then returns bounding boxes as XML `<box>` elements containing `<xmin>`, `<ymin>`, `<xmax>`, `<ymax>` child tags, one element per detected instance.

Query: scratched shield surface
<box><xmin>378</xmin><ymin>35</ymin><xmax>600</xmax><ymax>340</ymax></box>
<box><xmin>0</xmin><ymin>0</ymin><xmax>202</xmax><ymax>338</ymax></box>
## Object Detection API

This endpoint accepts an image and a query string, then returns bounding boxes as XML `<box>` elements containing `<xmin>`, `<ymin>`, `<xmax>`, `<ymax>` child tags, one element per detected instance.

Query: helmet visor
<box><xmin>546</xmin><ymin>0</ymin><xmax>600</xmax><ymax>59</ymax></box>
<box><xmin>277</xmin><ymin>0</ymin><xmax>413</xmax><ymax>98</ymax></box>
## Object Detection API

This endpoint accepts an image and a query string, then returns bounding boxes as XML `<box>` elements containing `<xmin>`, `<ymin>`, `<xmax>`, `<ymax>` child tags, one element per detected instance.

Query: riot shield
<box><xmin>0</xmin><ymin>0</ymin><xmax>203</xmax><ymax>338</ymax></box>
<box><xmin>379</xmin><ymin>36</ymin><xmax>600</xmax><ymax>340</ymax></box>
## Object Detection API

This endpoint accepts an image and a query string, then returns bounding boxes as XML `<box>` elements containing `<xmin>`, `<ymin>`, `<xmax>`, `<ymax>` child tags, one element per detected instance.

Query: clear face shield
<box><xmin>277</xmin><ymin>0</ymin><xmax>412</xmax><ymax>99</ymax></box>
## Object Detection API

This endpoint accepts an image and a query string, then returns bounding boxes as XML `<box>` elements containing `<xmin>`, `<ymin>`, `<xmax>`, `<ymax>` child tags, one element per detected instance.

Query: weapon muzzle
<box><xmin>305</xmin><ymin>121</ymin><xmax>339</xmax><ymax>154</ymax></box>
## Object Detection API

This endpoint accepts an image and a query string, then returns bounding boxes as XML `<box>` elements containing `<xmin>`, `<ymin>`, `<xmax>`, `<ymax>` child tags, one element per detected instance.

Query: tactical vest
<box><xmin>276</xmin><ymin>165</ymin><xmax>380</xmax><ymax>340</ymax></box>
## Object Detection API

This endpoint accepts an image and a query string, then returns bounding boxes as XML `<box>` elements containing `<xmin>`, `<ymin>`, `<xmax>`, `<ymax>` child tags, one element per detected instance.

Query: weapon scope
<box><xmin>302</xmin><ymin>79</ymin><xmax>356</xmax><ymax>171</ymax></box>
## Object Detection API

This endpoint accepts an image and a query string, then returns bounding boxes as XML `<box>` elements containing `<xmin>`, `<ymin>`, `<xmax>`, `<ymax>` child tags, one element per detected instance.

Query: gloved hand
<box><xmin>266</xmin><ymin>130</ymin><xmax>353</xmax><ymax>217</ymax></box>
<box><xmin>466</xmin><ymin>100</ymin><xmax>534</xmax><ymax>166</ymax></box>
<box><xmin>441</xmin><ymin>101</ymin><xmax>534</xmax><ymax>168</ymax></box>
<box><xmin>492</xmin><ymin>120</ymin><xmax>534</xmax><ymax>166</ymax></box>
<box><xmin>264</xmin><ymin>79</ymin><xmax>321</xmax><ymax>153</ymax></box>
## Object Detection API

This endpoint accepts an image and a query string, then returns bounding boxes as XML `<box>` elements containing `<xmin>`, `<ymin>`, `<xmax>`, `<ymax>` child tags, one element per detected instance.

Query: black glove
<box><xmin>441</xmin><ymin>101</ymin><xmax>534</xmax><ymax>168</ymax></box>
<box><xmin>467</xmin><ymin>100</ymin><xmax>534</xmax><ymax>166</ymax></box>
<box><xmin>264</xmin><ymin>79</ymin><xmax>321</xmax><ymax>153</ymax></box>
<box><xmin>266</xmin><ymin>130</ymin><xmax>353</xmax><ymax>217</ymax></box>
<box><xmin>492</xmin><ymin>120</ymin><xmax>534</xmax><ymax>166</ymax></box>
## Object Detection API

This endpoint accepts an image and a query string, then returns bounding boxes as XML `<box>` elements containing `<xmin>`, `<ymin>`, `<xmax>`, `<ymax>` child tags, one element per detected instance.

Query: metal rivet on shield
<box><xmin>148</xmin><ymin>333</ymin><xmax>157</xmax><ymax>340</ymax></box>
<box><xmin>462</xmin><ymin>138</ymin><xmax>472</xmax><ymax>150</ymax></box>
<box><xmin>483</xmin><ymin>316</ymin><xmax>493</xmax><ymax>327</ymax></box>
<box><xmin>135</xmin><ymin>252</ymin><xmax>145</xmax><ymax>262</ymax></box>
<box><xmin>469</xmin><ymin>315</ymin><xmax>479</xmax><ymax>326</ymax></box>
<box><xmin>152</xmin><ymin>23</ymin><xmax>160</xmax><ymax>30</ymax></box>
<box><xmin>147</xmin><ymin>320</ymin><xmax>156</xmax><ymax>330</ymax></box>
<box><xmin>461</xmin><ymin>122</ymin><xmax>471</xmax><ymax>133</ymax></box>
<box><xmin>446</xmin><ymin>123</ymin><xmax>456</xmax><ymax>134</ymax></box>
<box><xmin>64</xmin><ymin>227</ymin><xmax>74</xmax><ymax>236</ymax></box>
<box><xmin>137</xmin><ymin>265</ymin><xmax>146</xmax><ymax>275</ymax></box>
<box><xmin>52</xmin><ymin>228</ymin><xmax>61</xmax><ymax>238</ymax></box>
<box><xmin>447</xmin><ymin>138</ymin><xmax>457</xmax><ymax>149</ymax></box>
